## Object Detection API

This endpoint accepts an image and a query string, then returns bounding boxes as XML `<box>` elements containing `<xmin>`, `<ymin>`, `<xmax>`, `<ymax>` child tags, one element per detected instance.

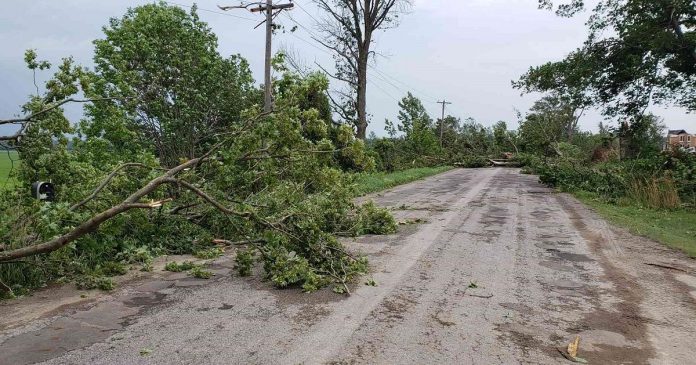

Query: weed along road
<box><xmin>2</xmin><ymin>168</ymin><xmax>696</xmax><ymax>364</ymax></box>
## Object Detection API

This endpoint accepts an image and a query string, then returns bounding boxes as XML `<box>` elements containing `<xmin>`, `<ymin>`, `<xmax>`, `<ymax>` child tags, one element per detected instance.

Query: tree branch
<box><xmin>70</xmin><ymin>163</ymin><xmax>159</xmax><ymax>211</ymax></box>
<box><xmin>0</xmin><ymin>111</ymin><xmax>274</xmax><ymax>263</ymax></box>
<box><xmin>0</xmin><ymin>97</ymin><xmax>129</xmax><ymax>125</ymax></box>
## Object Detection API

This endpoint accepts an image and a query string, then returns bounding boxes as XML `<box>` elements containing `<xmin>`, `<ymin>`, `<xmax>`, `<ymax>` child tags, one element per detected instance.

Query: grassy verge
<box><xmin>352</xmin><ymin>166</ymin><xmax>454</xmax><ymax>197</ymax></box>
<box><xmin>0</xmin><ymin>150</ymin><xmax>19</xmax><ymax>189</ymax></box>
<box><xmin>574</xmin><ymin>191</ymin><xmax>696</xmax><ymax>258</ymax></box>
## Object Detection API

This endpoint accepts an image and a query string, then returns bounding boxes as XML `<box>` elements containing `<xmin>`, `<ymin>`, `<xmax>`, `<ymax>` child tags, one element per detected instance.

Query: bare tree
<box><xmin>313</xmin><ymin>0</ymin><xmax>411</xmax><ymax>139</ymax></box>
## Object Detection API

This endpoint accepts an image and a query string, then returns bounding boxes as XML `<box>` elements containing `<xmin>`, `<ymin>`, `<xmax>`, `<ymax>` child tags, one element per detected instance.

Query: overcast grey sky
<box><xmin>0</xmin><ymin>0</ymin><xmax>692</xmax><ymax>137</ymax></box>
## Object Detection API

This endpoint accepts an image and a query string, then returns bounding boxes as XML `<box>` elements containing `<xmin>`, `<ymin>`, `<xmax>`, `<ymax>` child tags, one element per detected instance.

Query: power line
<box><xmin>280</xmin><ymin>28</ymin><xmax>400</xmax><ymax>104</ymax></box>
<box><xmin>285</xmin><ymin>30</ymin><xmax>332</xmax><ymax>56</ymax></box>
<box><xmin>164</xmin><ymin>1</ymin><xmax>258</xmax><ymax>21</ymax></box>
<box><xmin>288</xmin><ymin>5</ymin><xmax>439</xmax><ymax>102</ymax></box>
<box><xmin>282</xmin><ymin>9</ymin><xmax>471</xmax><ymax>120</ymax></box>
<box><xmin>283</xmin><ymin>10</ymin><xmax>443</xmax><ymax>106</ymax></box>
<box><xmin>370</xmin><ymin>67</ymin><xmax>439</xmax><ymax>103</ymax></box>
<box><xmin>368</xmin><ymin>79</ymin><xmax>401</xmax><ymax>103</ymax></box>
<box><xmin>292</xmin><ymin>0</ymin><xmax>322</xmax><ymax>25</ymax></box>
<box><xmin>168</xmin><ymin>0</ymin><xmax>446</xmax><ymax>113</ymax></box>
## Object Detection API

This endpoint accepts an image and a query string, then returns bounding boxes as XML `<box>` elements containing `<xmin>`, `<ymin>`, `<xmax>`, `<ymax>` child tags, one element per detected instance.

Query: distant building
<box><xmin>665</xmin><ymin>130</ymin><xmax>696</xmax><ymax>150</ymax></box>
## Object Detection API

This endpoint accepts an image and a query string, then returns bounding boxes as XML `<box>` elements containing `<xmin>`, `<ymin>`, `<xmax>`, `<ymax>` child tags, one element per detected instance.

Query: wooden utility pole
<box><xmin>437</xmin><ymin>100</ymin><xmax>452</xmax><ymax>147</ymax></box>
<box><xmin>263</xmin><ymin>0</ymin><xmax>273</xmax><ymax>113</ymax></box>
<box><xmin>218</xmin><ymin>1</ymin><xmax>294</xmax><ymax>113</ymax></box>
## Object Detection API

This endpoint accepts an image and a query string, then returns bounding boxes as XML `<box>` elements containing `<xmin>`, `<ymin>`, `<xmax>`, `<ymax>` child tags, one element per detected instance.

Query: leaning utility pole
<box><xmin>437</xmin><ymin>100</ymin><xmax>452</xmax><ymax>147</ymax></box>
<box><xmin>218</xmin><ymin>1</ymin><xmax>294</xmax><ymax>113</ymax></box>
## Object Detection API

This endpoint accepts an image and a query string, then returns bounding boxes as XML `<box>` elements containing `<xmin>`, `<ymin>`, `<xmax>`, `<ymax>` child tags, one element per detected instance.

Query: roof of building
<box><xmin>668</xmin><ymin>129</ymin><xmax>689</xmax><ymax>135</ymax></box>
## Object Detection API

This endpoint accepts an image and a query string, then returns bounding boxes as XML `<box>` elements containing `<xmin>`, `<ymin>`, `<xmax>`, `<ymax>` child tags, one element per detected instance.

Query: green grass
<box><xmin>574</xmin><ymin>191</ymin><xmax>696</xmax><ymax>258</ymax></box>
<box><xmin>352</xmin><ymin>166</ymin><xmax>454</xmax><ymax>196</ymax></box>
<box><xmin>0</xmin><ymin>150</ymin><xmax>19</xmax><ymax>189</ymax></box>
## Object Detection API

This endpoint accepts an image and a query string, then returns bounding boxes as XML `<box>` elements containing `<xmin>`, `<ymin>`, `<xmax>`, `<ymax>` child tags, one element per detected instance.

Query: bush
<box><xmin>535</xmin><ymin>150</ymin><xmax>696</xmax><ymax>210</ymax></box>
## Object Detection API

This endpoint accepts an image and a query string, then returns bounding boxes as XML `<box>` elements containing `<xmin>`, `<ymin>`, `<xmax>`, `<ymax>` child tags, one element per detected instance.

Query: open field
<box><xmin>0</xmin><ymin>150</ymin><xmax>19</xmax><ymax>189</ymax></box>
<box><xmin>575</xmin><ymin>190</ymin><xmax>696</xmax><ymax>258</ymax></box>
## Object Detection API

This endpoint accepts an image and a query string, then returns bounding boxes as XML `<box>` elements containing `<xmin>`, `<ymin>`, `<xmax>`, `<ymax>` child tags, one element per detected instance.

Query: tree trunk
<box><xmin>356</xmin><ymin>50</ymin><xmax>369</xmax><ymax>140</ymax></box>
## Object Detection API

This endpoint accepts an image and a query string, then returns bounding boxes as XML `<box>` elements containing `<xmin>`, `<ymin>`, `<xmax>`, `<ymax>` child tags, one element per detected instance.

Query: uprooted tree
<box><xmin>0</xmin><ymin>3</ymin><xmax>394</xmax><ymax>297</ymax></box>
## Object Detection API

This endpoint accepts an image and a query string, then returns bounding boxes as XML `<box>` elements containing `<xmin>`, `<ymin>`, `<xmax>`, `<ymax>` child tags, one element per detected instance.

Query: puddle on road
<box><xmin>0</xmin><ymin>280</ymin><xmax>179</xmax><ymax>365</ymax></box>
<box><xmin>123</xmin><ymin>292</ymin><xmax>167</xmax><ymax>308</ymax></box>
<box><xmin>555</xmin><ymin>252</ymin><xmax>594</xmax><ymax>263</ymax></box>
<box><xmin>1</xmin><ymin>300</ymin><xmax>141</xmax><ymax>365</ymax></box>
<box><xmin>538</xmin><ymin>260</ymin><xmax>576</xmax><ymax>272</ymax></box>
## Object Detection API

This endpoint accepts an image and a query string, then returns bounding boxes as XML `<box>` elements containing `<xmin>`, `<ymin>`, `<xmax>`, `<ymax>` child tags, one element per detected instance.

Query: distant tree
<box><xmin>436</xmin><ymin>115</ymin><xmax>460</xmax><ymax>151</ymax></box>
<box><xmin>492</xmin><ymin>121</ymin><xmax>519</xmax><ymax>154</ymax></box>
<box><xmin>520</xmin><ymin>0</ymin><xmax>696</xmax><ymax>119</ymax></box>
<box><xmin>313</xmin><ymin>0</ymin><xmax>412</xmax><ymax>139</ymax></box>
<box><xmin>397</xmin><ymin>92</ymin><xmax>431</xmax><ymax>134</ymax></box>
<box><xmin>396</xmin><ymin>92</ymin><xmax>438</xmax><ymax>157</ymax></box>
<box><xmin>459</xmin><ymin>118</ymin><xmax>494</xmax><ymax>156</ymax></box>
<box><xmin>618</xmin><ymin>114</ymin><xmax>666</xmax><ymax>159</ymax></box>
<box><xmin>518</xmin><ymin>96</ymin><xmax>580</xmax><ymax>156</ymax></box>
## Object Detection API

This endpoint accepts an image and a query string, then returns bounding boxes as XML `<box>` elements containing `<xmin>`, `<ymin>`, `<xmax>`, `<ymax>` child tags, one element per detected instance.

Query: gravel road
<box><xmin>2</xmin><ymin>168</ymin><xmax>696</xmax><ymax>364</ymax></box>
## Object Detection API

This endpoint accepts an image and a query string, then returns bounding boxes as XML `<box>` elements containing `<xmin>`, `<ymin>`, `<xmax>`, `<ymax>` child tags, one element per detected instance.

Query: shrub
<box><xmin>100</xmin><ymin>261</ymin><xmax>128</xmax><ymax>276</ymax></box>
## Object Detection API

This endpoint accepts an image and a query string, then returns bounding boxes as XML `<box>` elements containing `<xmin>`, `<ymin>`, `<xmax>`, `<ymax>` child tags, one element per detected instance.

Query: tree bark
<box><xmin>356</xmin><ymin>51</ymin><xmax>369</xmax><ymax>139</ymax></box>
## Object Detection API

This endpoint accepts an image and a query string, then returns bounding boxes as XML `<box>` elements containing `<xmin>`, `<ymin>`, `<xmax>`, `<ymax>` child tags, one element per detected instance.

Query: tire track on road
<box><xmin>282</xmin><ymin>168</ymin><xmax>500</xmax><ymax>365</ymax></box>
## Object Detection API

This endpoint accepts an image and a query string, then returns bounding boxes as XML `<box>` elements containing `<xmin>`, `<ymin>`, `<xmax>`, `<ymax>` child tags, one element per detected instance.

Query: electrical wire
<box><xmin>164</xmin><ymin>1</ymin><xmax>259</xmax><ymax>21</ymax></box>
<box><xmin>282</xmin><ymin>8</ymin><xmax>450</xmax><ymax>111</ymax></box>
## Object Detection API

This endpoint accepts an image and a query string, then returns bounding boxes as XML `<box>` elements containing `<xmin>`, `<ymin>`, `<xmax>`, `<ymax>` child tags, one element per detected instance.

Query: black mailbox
<box><xmin>31</xmin><ymin>181</ymin><xmax>56</xmax><ymax>202</ymax></box>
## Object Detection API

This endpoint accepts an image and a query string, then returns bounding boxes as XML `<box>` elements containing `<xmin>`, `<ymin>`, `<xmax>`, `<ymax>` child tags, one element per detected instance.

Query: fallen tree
<box><xmin>0</xmin><ymin>3</ymin><xmax>393</xmax><ymax>297</ymax></box>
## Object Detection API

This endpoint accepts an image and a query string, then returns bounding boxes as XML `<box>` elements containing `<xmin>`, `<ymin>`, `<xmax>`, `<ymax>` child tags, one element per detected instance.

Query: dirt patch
<box><xmin>554</xmin><ymin>251</ymin><xmax>595</xmax><ymax>263</ymax></box>
<box><xmin>557</xmin><ymin>195</ymin><xmax>655</xmax><ymax>364</ymax></box>
<box><xmin>292</xmin><ymin>304</ymin><xmax>332</xmax><ymax>326</ymax></box>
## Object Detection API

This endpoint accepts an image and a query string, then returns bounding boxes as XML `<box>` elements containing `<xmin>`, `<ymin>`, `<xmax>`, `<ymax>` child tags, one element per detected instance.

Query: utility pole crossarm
<box><xmin>249</xmin><ymin>3</ymin><xmax>294</xmax><ymax>12</ymax></box>
<box><xmin>217</xmin><ymin>1</ymin><xmax>294</xmax><ymax>113</ymax></box>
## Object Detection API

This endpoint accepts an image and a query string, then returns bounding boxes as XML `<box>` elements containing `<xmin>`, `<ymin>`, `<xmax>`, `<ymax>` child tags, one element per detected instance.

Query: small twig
<box><xmin>0</xmin><ymin>277</ymin><xmax>12</xmax><ymax>294</ymax></box>
<box><xmin>468</xmin><ymin>293</ymin><xmax>493</xmax><ymax>299</ymax></box>
<box><xmin>212</xmin><ymin>238</ymin><xmax>266</xmax><ymax>246</ymax></box>
<box><xmin>644</xmin><ymin>262</ymin><xmax>689</xmax><ymax>273</ymax></box>
<box><xmin>168</xmin><ymin>202</ymin><xmax>200</xmax><ymax>215</ymax></box>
